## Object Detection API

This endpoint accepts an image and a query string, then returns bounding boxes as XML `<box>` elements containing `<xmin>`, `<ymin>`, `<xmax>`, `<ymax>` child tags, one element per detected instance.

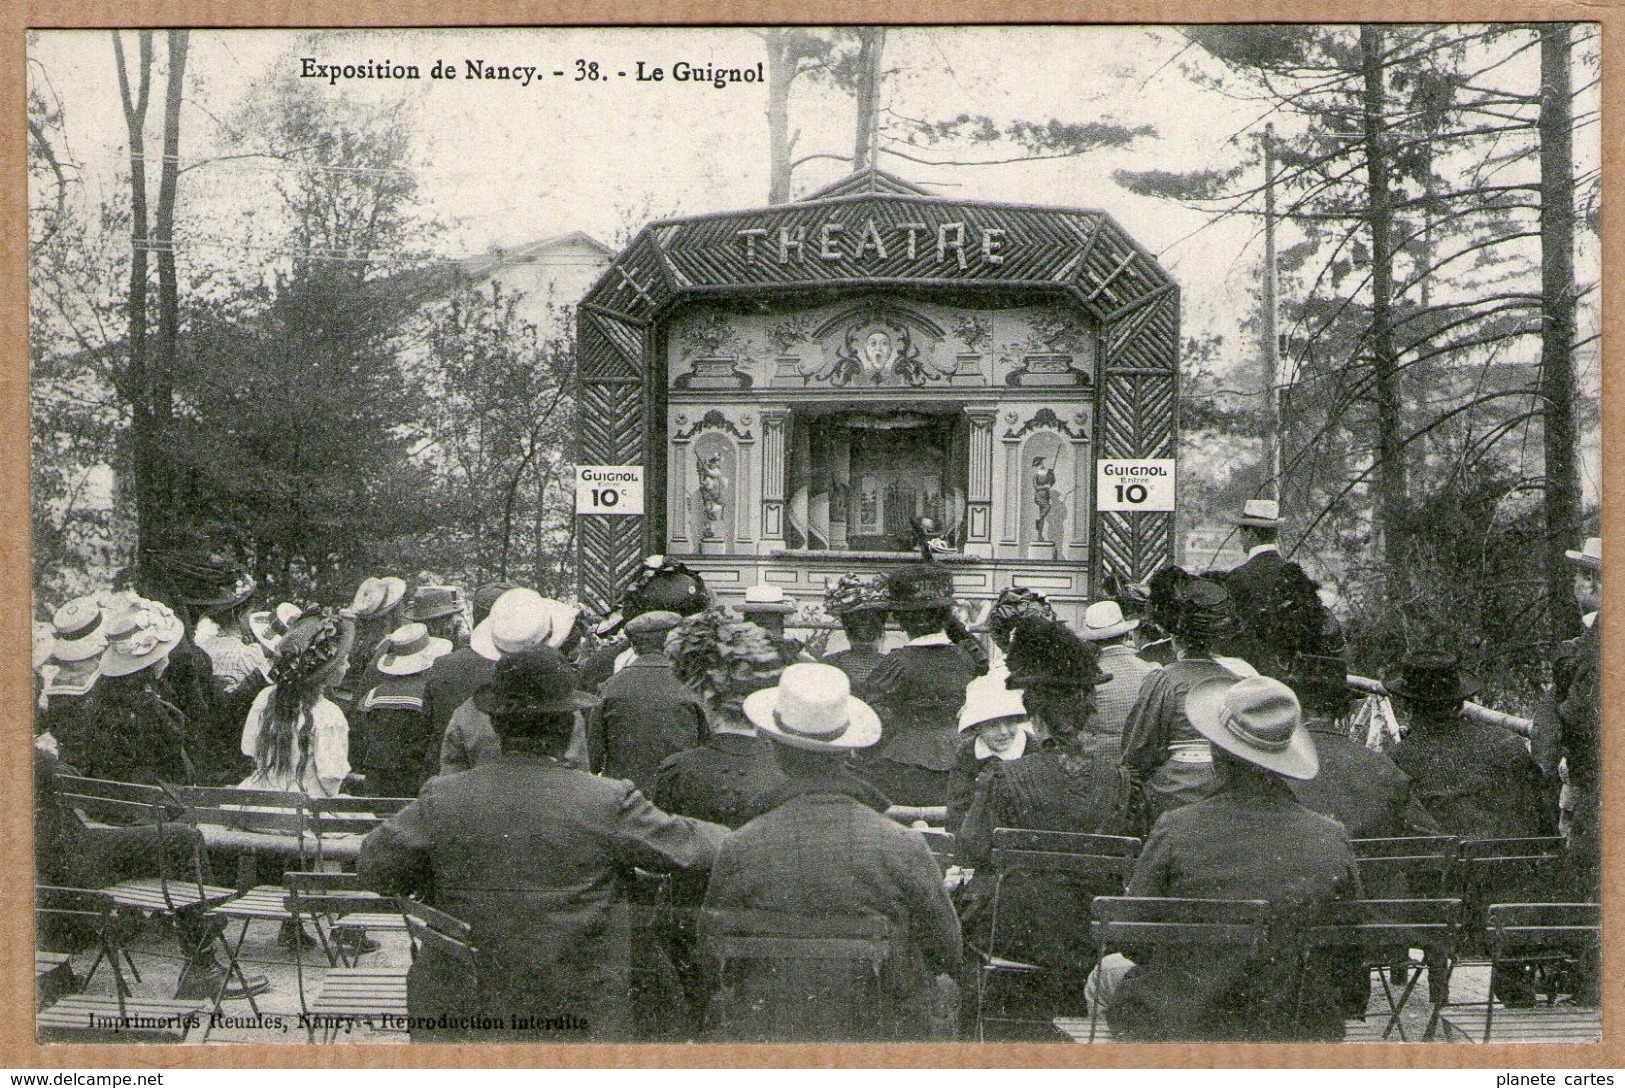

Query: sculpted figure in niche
<box><xmin>1033</xmin><ymin>453</ymin><xmax>1058</xmax><ymax>541</ymax></box>
<box><xmin>697</xmin><ymin>451</ymin><xmax>727</xmax><ymax>536</ymax></box>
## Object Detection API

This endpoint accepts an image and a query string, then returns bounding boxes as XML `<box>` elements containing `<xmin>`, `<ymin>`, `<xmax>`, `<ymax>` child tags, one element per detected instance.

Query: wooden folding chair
<box><xmin>281</xmin><ymin>885</ymin><xmax>408</xmax><ymax>1041</ymax></box>
<box><xmin>304</xmin><ymin>795</ymin><xmax>410</xmax><ymax>867</ymax></box>
<box><xmin>1087</xmin><ymin>896</ymin><xmax>1272</xmax><ymax>1042</ymax></box>
<box><xmin>35</xmin><ymin>886</ymin><xmax>207</xmax><ymax>1041</ymax></box>
<box><xmin>975</xmin><ymin>830</ymin><xmax>1140</xmax><ymax>1041</ymax></box>
<box><xmin>698</xmin><ymin>908</ymin><xmax>895</xmax><ymax>1042</ymax></box>
<box><xmin>1349</xmin><ymin>836</ymin><xmax>1459</xmax><ymax>899</ymax></box>
<box><xmin>1478</xmin><ymin>903</ymin><xmax>1601</xmax><ymax>1042</ymax></box>
<box><xmin>1304</xmin><ymin>898</ymin><xmax>1461</xmax><ymax>1041</ymax></box>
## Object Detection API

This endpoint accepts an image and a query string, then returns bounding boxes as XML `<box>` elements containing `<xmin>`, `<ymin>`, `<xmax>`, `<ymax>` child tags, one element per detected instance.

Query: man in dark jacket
<box><xmin>588</xmin><ymin>611</ymin><xmax>707</xmax><ymax>794</ymax></box>
<box><xmin>1211</xmin><ymin>499</ymin><xmax>1324</xmax><ymax>679</ymax></box>
<box><xmin>1107</xmin><ymin>676</ymin><xmax>1360</xmax><ymax>1042</ymax></box>
<box><xmin>579</xmin><ymin>556</ymin><xmax>711</xmax><ymax>694</ymax></box>
<box><xmin>1286</xmin><ymin>652</ymin><xmax>1441</xmax><ymax>844</ymax></box>
<box><xmin>358</xmin><ymin>648</ymin><xmax>727</xmax><ymax>1042</ymax></box>
<box><xmin>702</xmin><ymin>663</ymin><xmax>961</xmax><ymax>1042</ymax></box>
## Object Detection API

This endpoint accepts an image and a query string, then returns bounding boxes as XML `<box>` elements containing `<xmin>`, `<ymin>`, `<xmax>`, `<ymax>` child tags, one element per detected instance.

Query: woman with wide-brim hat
<box><xmin>819</xmin><ymin>573</ymin><xmax>891</xmax><ymax>689</ymax></box>
<box><xmin>62</xmin><ymin>597</ymin><xmax>193</xmax><ymax>786</ymax></box>
<box><xmin>238</xmin><ymin>607</ymin><xmax>357</xmax><ymax>798</ymax></box>
<box><xmin>1120</xmin><ymin>568</ymin><xmax>1252</xmax><ymax>832</ymax></box>
<box><xmin>699</xmin><ymin>662</ymin><xmax>961</xmax><ymax>1042</ymax></box>
<box><xmin>37</xmin><ymin>596</ymin><xmax>108</xmax><ymax>745</ymax></box>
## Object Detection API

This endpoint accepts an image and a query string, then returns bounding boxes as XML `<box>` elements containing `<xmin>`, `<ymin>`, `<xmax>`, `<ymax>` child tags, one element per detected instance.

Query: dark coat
<box><xmin>1390</xmin><ymin>713</ymin><xmax>1554</xmax><ymax>842</ymax></box>
<box><xmin>588</xmin><ymin>652</ymin><xmax>707</xmax><ymax>795</ymax></box>
<box><xmin>699</xmin><ymin>771</ymin><xmax>962</xmax><ymax>1042</ymax></box>
<box><xmin>821</xmin><ymin>646</ymin><xmax>888</xmax><ymax>690</ymax></box>
<box><xmin>1108</xmin><ymin>775</ymin><xmax>1361</xmax><ymax>1042</ymax></box>
<box><xmin>944</xmin><ymin>736</ymin><xmax>994</xmax><ymax>836</ymax></box>
<box><xmin>652</xmin><ymin>733</ymin><xmax>786</xmax><ymax>831</ymax></box>
<box><xmin>1289</xmin><ymin>721</ymin><xmax>1442</xmax><ymax>841</ymax></box>
<box><xmin>357</xmin><ymin>752</ymin><xmax>726</xmax><ymax>1041</ymax></box>
<box><xmin>957</xmin><ymin>735</ymin><xmax>1132</xmax><ymax>970</ymax></box>
<box><xmin>358</xmin><ymin>675</ymin><xmax>438</xmax><ymax>798</ymax></box>
<box><xmin>59</xmin><ymin>675</ymin><xmax>193</xmax><ymax>786</ymax></box>
<box><xmin>577</xmin><ymin>639</ymin><xmax>630</xmax><ymax>694</ymax></box>
<box><xmin>421</xmin><ymin>646</ymin><xmax>495</xmax><ymax>742</ymax></box>
<box><xmin>1557</xmin><ymin>622</ymin><xmax>1601</xmax><ymax>895</ymax></box>
<box><xmin>856</xmin><ymin>641</ymin><xmax>975</xmax><ymax>772</ymax></box>
<box><xmin>1212</xmin><ymin>549</ymin><xmax>1316</xmax><ymax>679</ymax></box>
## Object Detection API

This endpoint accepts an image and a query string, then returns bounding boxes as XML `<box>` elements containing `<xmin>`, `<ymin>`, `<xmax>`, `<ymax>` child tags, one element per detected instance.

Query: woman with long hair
<box><xmin>240</xmin><ymin>608</ymin><xmax>356</xmax><ymax>797</ymax></box>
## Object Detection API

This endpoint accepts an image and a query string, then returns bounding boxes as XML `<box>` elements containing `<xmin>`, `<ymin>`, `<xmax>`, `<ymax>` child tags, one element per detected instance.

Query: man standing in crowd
<box><xmin>1212</xmin><ymin>499</ymin><xmax>1325</xmax><ymax>680</ymax></box>
<box><xmin>1078</xmin><ymin>598</ymin><xmax>1160</xmax><ymax>740</ymax></box>
<box><xmin>1106</xmin><ymin>676</ymin><xmax>1359</xmax><ymax>1042</ymax></box>
<box><xmin>736</xmin><ymin>583</ymin><xmax>809</xmax><ymax>662</ymax></box>
<box><xmin>589</xmin><ymin>610</ymin><xmax>706</xmax><ymax>794</ymax></box>
<box><xmin>703</xmin><ymin>662</ymin><xmax>961</xmax><ymax>1041</ymax></box>
<box><xmin>359</xmin><ymin>648</ymin><xmax>727</xmax><ymax>1042</ymax></box>
<box><xmin>856</xmin><ymin>565</ymin><xmax>978</xmax><ymax>805</ymax></box>
<box><xmin>1555</xmin><ymin>536</ymin><xmax>1602</xmax><ymax>900</ymax></box>
<box><xmin>579</xmin><ymin>556</ymin><xmax>710</xmax><ymax>694</ymax></box>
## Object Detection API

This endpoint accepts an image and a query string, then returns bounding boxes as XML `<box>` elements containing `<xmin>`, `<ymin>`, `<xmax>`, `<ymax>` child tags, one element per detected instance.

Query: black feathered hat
<box><xmin>1005</xmin><ymin>617</ymin><xmax>1113</xmax><ymax>691</ymax></box>
<box><xmin>880</xmin><ymin>564</ymin><xmax>956</xmax><ymax>612</ymax></box>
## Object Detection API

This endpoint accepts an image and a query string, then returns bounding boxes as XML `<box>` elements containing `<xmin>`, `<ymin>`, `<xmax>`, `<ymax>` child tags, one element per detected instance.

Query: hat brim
<box><xmin>1080</xmin><ymin>618</ymin><xmax>1139</xmax><ymax>641</ymax></box>
<box><xmin>1383</xmin><ymin>673</ymin><xmax>1482</xmax><ymax>703</ymax></box>
<box><xmin>408</xmin><ymin>605</ymin><xmax>460</xmax><ymax>622</ymax></box>
<box><xmin>99</xmin><ymin>632</ymin><xmax>184</xmax><ymax>678</ymax></box>
<box><xmin>743</xmin><ymin>687</ymin><xmax>883</xmax><ymax>751</ymax></box>
<box><xmin>594</xmin><ymin>611</ymin><xmax>628</xmax><ymax>638</ymax></box>
<box><xmin>1230</xmin><ymin>515</ymin><xmax>1284</xmax><ymax>529</ymax></box>
<box><xmin>376</xmin><ymin>638</ymin><xmax>452</xmax><ymax>677</ymax></box>
<box><xmin>739</xmin><ymin>602</ymin><xmax>798</xmax><ymax>614</ymax></box>
<box><xmin>1565</xmin><ymin>549</ymin><xmax>1602</xmax><ymax>573</ymax></box>
<box><xmin>472</xmin><ymin>685</ymin><xmax>599</xmax><ymax>716</ymax></box>
<box><xmin>50</xmin><ymin>634</ymin><xmax>107</xmax><ymax>664</ymax></box>
<box><xmin>469</xmin><ymin>619</ymin><xmax>502</xmax><ymax>662</ymax></box>
<box><xmin>1186</xmin><ymin>677</ymin><xmax>1319</xmax><ymax>780</ymax></box>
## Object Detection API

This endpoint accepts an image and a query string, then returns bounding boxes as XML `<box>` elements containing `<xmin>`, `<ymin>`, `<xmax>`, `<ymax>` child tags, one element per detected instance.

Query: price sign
<box><xmin>575</xmin><ymin>465</ymin><xmax>644</xmax><ymax>516</ymax></box>
<box><xmin>1096</xmin><ymin>458</ymin><xmax>1176</xmax><ymax>512</ymax></box>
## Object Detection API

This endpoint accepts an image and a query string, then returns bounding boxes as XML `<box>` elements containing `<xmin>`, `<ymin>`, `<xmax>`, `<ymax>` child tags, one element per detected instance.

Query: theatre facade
<box><xmin>575</xmin><ymin>169</ymin><xmax>1179</xmax><ymax>627</ymax></box>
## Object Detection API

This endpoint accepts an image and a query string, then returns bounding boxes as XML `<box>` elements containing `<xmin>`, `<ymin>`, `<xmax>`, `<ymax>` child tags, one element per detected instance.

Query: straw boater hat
<box><xmin>745</xmin><ymin>662</ymin><xmax>882</xmax><ymax>752</ymax></box>
<box><xmin>352</xmin><ymin>576</ymin><xmax>409</xmax><ymax>620</ymax></box>
<box><xmin>49</xmin><ymin>596</ymin><xmax>108</xmax><ymax>664</ymax></box>
<box><xmin>248</xmin><ymin>602</ymin><xmax>303</xmax><ymax>655</ymax></box>
<box><xmin>472</xmin><ymin>589</ymin><xmax>550</xmax><ymax>661</ymax></box>
<box><xmin>376</xmin><ymin>622</ymin><xmax>454</xmax><ymax>677</ymax></box>
<box><xmin>1186</xmin><ymin>675</ymin><xmax>1319</xmax><ymax>780</ymax></box>
<box><xmin>1078</xmin><ymin>600</ymin><xmax>1140</xmax><ymax>642</ymax></box>
<box><xmin>1565</xmin><ymin>536</ymin><xmax>1602</xmax><ymax>574</ymax></box>
<box><xmin>1383</xmin><ymin>650</ymin><xmax>1481</xmax><ymax>705</ymax></box>
<box><xmin>738</xmin><ymin>584</ymin><xmax>798</xmax><ymax>615</ymax></box>
<box><xmin>473</xmin><ymin>647</ymin><xmax>599</xmax><ymax>717</ymax></box>
<box><xmin>99</xmin><ymin>599</ymin><xmax>186</xmax><ymax>678</ymax></box>
<box><xmin>1232</xmin><ymin>498</ymin><xmax>1284</xmax><ymax>530</ymax></box>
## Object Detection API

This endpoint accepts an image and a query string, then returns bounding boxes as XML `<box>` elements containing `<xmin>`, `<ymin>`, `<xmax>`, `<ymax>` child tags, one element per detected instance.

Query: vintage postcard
<box><xmin>15</xmin><ymin>12</ymin><xmax>1613</xmax><ymax>1066</ymax></box>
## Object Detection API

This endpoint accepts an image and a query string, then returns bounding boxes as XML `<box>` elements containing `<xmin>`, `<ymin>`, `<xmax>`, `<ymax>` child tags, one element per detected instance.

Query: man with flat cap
<box><xmin>588</xmin><ymin>610</ymin><xmax>707</xmax><ymax>794</ymax></box>
<box><xmin>359</xmin><ymin>648</ymin><xmax>726</xmax><ymax>1042</ymax></box>
<box><xmin>1106</xmin><ymin>675</ymin><xmax>1360</xmax><ymax>1042</ymax></box>
<box><xmin>579</xmin><ymin>556</ymin><xmax>710</xmax><ymax>695</ymax></box>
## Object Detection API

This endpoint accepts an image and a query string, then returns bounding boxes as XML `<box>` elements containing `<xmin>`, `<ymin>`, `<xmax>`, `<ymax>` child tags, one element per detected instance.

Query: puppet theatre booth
<box><xmin>575</xmin><ymin>169</ymin><xmax>1179</xmax><ymax>629</ymax></box>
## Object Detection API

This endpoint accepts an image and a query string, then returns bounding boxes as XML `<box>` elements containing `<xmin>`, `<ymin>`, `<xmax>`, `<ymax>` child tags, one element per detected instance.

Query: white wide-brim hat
<box><xmin>745</xmin><ymin>662</ymin><xmax>883</xmax><ymax>752</ymax></box>
<box><xmin>738</xmin><ymin>583</ymin><xmax>798</xmax><ymax>615</ymax></box>
<box><xmin>376</xmin><ymin>622</ymin><xmax>454</xmax><ymax>676</ymax></box>
<box><xmin>1186</xmin><ymin>675</ymin><xmax>1318</xmax><ymax>780</ymax></box>
<box><xmin>1079</xmin><ymin>600</ymin><xmax>1140</xmax><ymax>642</ymax></box>
<box><xmin>99</xmin><ymin>599</ymin><xmax>185</xmax><ymax>678</ymax></box>
<box><xmin>958</xmin><ymin>673</ymin><xmax>1028</xmax><ymax>732</ymax></box>
<box><xmin>470</xmin><ymin>590</ymin><xmax>579</xmax><ymax>661</ymax></box>
<box><xmin>1566</xmin><ymin>536</ymin><xmax>1602</xmax><ymax>573</ymax></box>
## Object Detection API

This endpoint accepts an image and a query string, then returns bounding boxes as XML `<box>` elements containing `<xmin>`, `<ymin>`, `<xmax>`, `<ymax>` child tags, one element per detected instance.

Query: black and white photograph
<box><xmin>23</xmin><ymin>21</ymin><xmax>1605</xmax><ymax>1050</ymax></box>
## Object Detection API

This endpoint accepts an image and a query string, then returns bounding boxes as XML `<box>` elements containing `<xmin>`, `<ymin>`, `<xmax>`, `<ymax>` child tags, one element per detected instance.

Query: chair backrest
<box><xmin>1458</xmin><ymin>838</ymin><xmax>1566</xmax><ymax>910</ymax></box>
<box><xmin>283</xmin><ymin>870</ymin><xmax>367</xmax><ymax>895</ymax></box>
<box><xmin>1349</xmin><ymin>836</ymin><xmax>1459</xmax><ymax>859</ymax></box>
<box><xmin>917</xmin><ymin>828</ymin><xmax>954</xmax><ymax>863</ymax></box>
<box><xmin>173</xmin><ymin>784</ymin><xmax>309</xmax><ymax>811</ymax></box>
<box><xmin>1090</xmin><ymin>896</ymin><xmax>1272</xmax><ymax>949</ymax></box>
<box><xmin>308</xmin><ymin>795</ymin><xmax>415</xmax><ymax>818</ymax></box>
<box><xmin>55</xmin><ymin>776</ymin><xmax>177</xmax><ymax>827</ymax></box>
<box><xmin>698</xmin><ymin>908</ymin><xmax>894</xmax><ymax>972</ymax></box>
<box><xmin>1305</xmin><ymin>898</ymin><xmax>1462</xmax><ymax>957</ymax></box>
<box><xmin>1354</xmin><ymin>853</ymin><xmax>1456</xmax><ymax>899</ymax></box>
<box><xmin>402</xmin><ymin>899</ymin><xmax>478</xmax><ymax>971</ymax></box>
<box><xmin>1487</xmin><ymin>903</ymin><xmax>1600</xmax><ymax>957</ymax></box>
<box><xmin>36</xmin><ymin>885</ymin><xmax>120</xmax><ymax>931</ymax></box>
<box><xmin>991</xmin><ymin>828</ymin><xmax>1142</xmax><ymax>858</ymax></box>
<box><xmin>182</xmin><ymin>801</ymin><xmax>309</xmax><ymax>838</ymax></box>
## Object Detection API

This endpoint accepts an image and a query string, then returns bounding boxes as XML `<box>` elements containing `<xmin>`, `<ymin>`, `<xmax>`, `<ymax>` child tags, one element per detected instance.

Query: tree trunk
<box><xmin>1360</xmin><ymin>25</ymin><xmax>1405</xmax><ymax>584</ymax></box>
<box><xmin>764</xmin><ymin>32</ymin><xmax>794</xmax><ymax>203</ymax></box>
<box><xmin>1539</xmin><ymin>23</ymin><xmax>1581</xmax><ymax>642</ymax></box>
<box><xmin>851</xmin><ymin>28</ymin><xmax>885</xmax><ymax>170</ymax></box>
<box><xmin>154</xmin><ymin>31</ymin><xmax>188</xmax><ymax>520</ymax></box>
<box><xmin>112</xmin><ymin>31</ymin><xmax>156</xmax><ymax>577</ymax></box>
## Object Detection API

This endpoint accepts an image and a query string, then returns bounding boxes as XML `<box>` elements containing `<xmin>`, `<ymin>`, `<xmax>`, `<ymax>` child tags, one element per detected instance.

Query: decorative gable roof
<box><xmin>799</xmin><ymin>167</ymin><xmax>935</xmax><ymax>201</ymax></box>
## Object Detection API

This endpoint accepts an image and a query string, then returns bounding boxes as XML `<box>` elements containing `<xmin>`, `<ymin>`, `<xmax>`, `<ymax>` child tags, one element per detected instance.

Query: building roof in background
<box><xmin>387</xmin><ymin>231</ymin><xmax>615</xmax><ymax>307</ymax></box>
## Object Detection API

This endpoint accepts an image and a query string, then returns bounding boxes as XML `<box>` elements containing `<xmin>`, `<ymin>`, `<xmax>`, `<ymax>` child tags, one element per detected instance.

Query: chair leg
<box><xmin>121</xmin><ymin>948</ymin><xmax>143</xmax><ymax>985</ymax></box>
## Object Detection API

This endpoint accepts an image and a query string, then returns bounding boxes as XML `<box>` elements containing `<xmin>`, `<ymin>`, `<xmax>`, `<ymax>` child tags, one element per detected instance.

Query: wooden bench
<box><xmin>37</xmin><ymin>994</ymin><xmax>205</xmax><ymax>1042</ymax></box>
<box><xmin>1440</xmin><ymin>1003</ymin><xmax>1601</xmax><ymax>1044</ymax></box>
